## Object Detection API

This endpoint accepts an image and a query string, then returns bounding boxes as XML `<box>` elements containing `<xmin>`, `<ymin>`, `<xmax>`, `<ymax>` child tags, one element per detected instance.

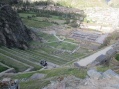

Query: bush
<box><xmin>115</xmin><ymin>54</ymin><xmax>119</xmax><ymax>61</ymax></box>
<box><xmin>103</xmin><ymin>31</ymin><xmax>119</xmax><ymax>46</ymax></box>
<box><xmin>27</xmin><ymin>16</ymin><xmax>31</xmax><ymax>19</ymax></box>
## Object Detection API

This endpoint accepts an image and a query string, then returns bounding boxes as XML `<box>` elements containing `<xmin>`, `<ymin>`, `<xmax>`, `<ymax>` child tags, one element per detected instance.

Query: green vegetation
<box><xmin>13</xmin><ymin>72</ymin><xmax>34</xmax><ymax>79</ymax></box>
<box><xmin>0</xmin><ymin>52</ymin><xmax>29</xmax><ymax>72</ymax></box>
<box><xmin>22</xmin><ymin>18</ymin><xmax>52</xmax><ymax>28</ymax></box>
<box><xmin>103</xmin><ymin>31</ymin><xmax>119</xmax><ymax>46</ymax></box>
<box><xmin>19</xmin><ymin>13</ymin><xmax>53</xmax><ymax>28</ymax></box>
<box><xmin>17</xmin><ymin>1</ymin><xmax>85</xmax><ymax>28</ymax></box>
<box><xmin>0</xmin><ymin>28</ymin><xmax>89</xmax><ymax>72</ymax></box>
<box><xmin>19</xmin><ymin>12</ymin><xmax>65</xmax><ymax>28</ymax></box>
<box><xmin>64</xmin><ymin>38</ymin><xmax>79</xmax><ymax>44</ymax></box>
<box><xmin>0</xmin><ymin>65</ymin><xmax>8</xmax><ymax>72</ymax></box>
<box><xmin>12</xmin><ymin>67</ymin><xmax>87</xmax><ymax>89</ymax></box>
<box><xmin>0</xmin><ymin>48</ymin><xmax>42</xmax><ymax>71</ymax></box>
<box><xmin>47</xmin><ymin>42</ymin><xmax>78</xmax><ymax>51</ymax></box>
<box><xmin>20</xmin><ymin>80</ymin><xmax>50</xmax><ymax>89</ymax></box>
<box><xmin>2</xmin><ymin>0</ymin><xmax>87</xmax><ymax>72</ymax></box>
<box><xmin>115</xmin><ymin>54</ymin><xmax>119</xmax><ymax>61</ymax></box>
<box><xmin>96</xmin><ymin>65</ymin><xmax>110</xmax><ymax>72</ymax></box>
<box><xmin>13</xmin><ymin>67</ymin><xmax>87</xmax><ymax>79</ymax></box>
<box><xmin>39</xmin><ymin>67</ymin><xmax>87</xmax><ymax>78</ymax></box>
<box><xmin>37</xmin><ymin>32</ymin><xmax>58</xmax><ymax>42</ymax></box>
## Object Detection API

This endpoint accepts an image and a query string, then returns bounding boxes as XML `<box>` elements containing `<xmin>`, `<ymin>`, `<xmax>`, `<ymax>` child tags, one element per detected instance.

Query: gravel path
<box><xmin>75</xmin><ymin>45</ymin><xmax>113</xmax><ymax>67</ymax></box>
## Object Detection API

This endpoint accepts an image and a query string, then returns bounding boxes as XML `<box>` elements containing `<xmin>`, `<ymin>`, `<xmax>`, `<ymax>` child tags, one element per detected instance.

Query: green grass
<box><xmin>96</xmin><ymin>65</ymin><xmax>110</xmax><ymax>72</ymax></box>
<box><xmin>64</xmin><ymin>38</ymin><xmax>79</xmax><ymax>44</ymax></box>
<box><xmin>0</xmin><ymin>65</ymin><xmax>8</xmax><ymax>72</ymax></box>
<box><xmin>17</xmin><ymin>67</ymin><xmax>87</xmax><ymax>89</ymax></box>
<box><xmin>47</xmin><ymin>41</ymin><xmax>78</xmax><ymax>51</ymax></box>
<box><xmin>0</xmin><ymin>53</ymin><xmax>29</xmax><ymax>72</ymax></box>
<box><xmin>20</xmin><ymin>80</ymin><xmax>50</xmax><ymax>89</ymax></box>
<box><xmin>13</xmin><ymin>72</ymin><xmax>34</xmax><ymax>79</ymax></box>
<box><xmin>19</xmin><ymin>13</ymin><xmax>53</xmax><ymax>28</ymax></box>
<box><xmin>13</xmin><ymin>67</ymin><xmax>87</xmax><ymax>79</ymax></box>
<box><xmin>39</xmin><ymin>67</ymin><xmax>87</xmax><ymax>78</ymax></box>
<box><xmin>115</xmin><ymin>54</ymin><xmax>119</xmax><ymax>61</ymax></box>
<box><xmin>26</xmin><ymin>49</ymin><xmax>67</xmax><ymax>65</ymax></box>
<box><xmin>0</xmin><ymin>48</ymin><xmax>42</xmax><ymax>71</ymax></box>
<box><xmin>19</xmin><ymin>12</ymin><xmax>64</xmax><ymax>28</ymax></box>
<box><xmin>37</xmin><ymin>32</ymin><xmax>58</xmax><ymax>42</ymax></box>
<box><xmin>0</xmin><ymin>46</ymin><xmax>67</xmax><ymax>66</ymax></box>
<box><xmin>55</xmin><ymin>52</ymin><xmax>84</xmax><ymax>61</ymax></box>
<box><xmin>22</xmin><ymin>18</ymin><xmax>52</xmax><ymax>28</ymax></box>
<box><xmin>51</xmin><ymin>15</ymin><xmax>61</xmax><ymax>19</ymax></box>
<box><xmin>11</xmin><ymin>67</ymin><xmax>87</xmax><ymax>89</ymax></box>
<box><xmin>29</xmin><ymin>40</ymin><xmax>87</xmax><ymax>62</ymax></box>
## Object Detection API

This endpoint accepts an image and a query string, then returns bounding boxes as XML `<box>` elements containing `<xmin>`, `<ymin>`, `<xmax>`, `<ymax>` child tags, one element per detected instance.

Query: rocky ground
<box><xmin>43</xmin><ymin>69</ymin><xmax>119</xmax><ymax>89</ymax></box>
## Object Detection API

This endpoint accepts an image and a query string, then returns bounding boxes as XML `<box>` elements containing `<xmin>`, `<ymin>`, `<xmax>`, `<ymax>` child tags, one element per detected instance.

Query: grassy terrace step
<box><xmin>46</xmin><ymin>42</ymin><xmax>78</xmax><ymax>51</ymax></box>
<box><xmin>34</xmin><ymin>44</ymin><xmax>81</xmax><ymax>60</ymax></box>
<box><xmin>0</xmin><ymin>65</ymin><xmax>8</xmax><ymax>72</ymax></box>
<box><xmin>22</xmin><ymin>18</ymin><xmax>52</xmax><ymax>28</ymax></box>
<box><xmin>1</xmin><ymin>47</ymin><xmax>40</xmax><ymax>62</ymax></box>
<box><xmin>56</xmin><ymin>52</ymin><xmax>84</xmax><ymax>60</ymax></box>
<box><xmin>37</xmin><ymin>32</ymin><xmax>58</xmax><ymax>42</ymax></box>
<box><xmin>13</xmin><ymin>68</ymin><xmax>87</xmax><ymax>89</ymax></box>
<box><xmin>1</xmin><ymin>47</ymin><xmax>40</xmax><ymax>63</ymax></box>
<box><xmin>1</xmin><ymin>47</ymin><xmax>66</xmax><ymax>65</ymax></box>
<box><xmin>30</xmin><ymin>44</ymin><xmax>83</xmax><ymax>61</ymax></box>
<box><xmin>34</xmin><ymin>50</ymin><xmax>67</xmax><ymax>61</ymax></box>
<box><xmin>0</xmin><ymin>53</ymin><xmax>29</xmax><ymax>72</ymax></box>
<box><xmin>39</xmin><ymin>47</ymin><xmax>76</xmax><ymax>60</ymax></box>
<box><xmin>26</xmin><ymin>49</ymin><xmax>66</xmax><ymax>65</ymax></box>
<box><xmin>0</xmin><ymin>48</ymin><xmax>42</xmax><ymax>70</ymax></box>
<box><xmin>39</xmin><ymin>46</ymin><xmax>57</xmax><ymax>54</ymax></box>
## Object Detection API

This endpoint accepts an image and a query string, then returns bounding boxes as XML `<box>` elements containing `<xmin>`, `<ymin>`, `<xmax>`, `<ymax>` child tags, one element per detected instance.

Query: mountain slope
<box><xmin>0</xmin><ymin>3</ymin><xmax>36</xmax><ymax>49</ymax></box>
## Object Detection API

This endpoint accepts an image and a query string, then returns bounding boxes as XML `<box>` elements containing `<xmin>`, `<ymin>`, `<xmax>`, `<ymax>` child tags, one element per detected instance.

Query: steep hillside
<box><xmin>0</xmin><ymin>2</ymin><xmax>36</xmax><ymax>49</ymax></box>
<box><xmin>21</xmin><ymin>0</ymin><xmax>107</xmax><ymax>8</ymax></box>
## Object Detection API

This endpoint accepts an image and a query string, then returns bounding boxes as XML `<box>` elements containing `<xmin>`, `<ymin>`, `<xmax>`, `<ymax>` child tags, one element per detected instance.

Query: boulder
<box><xmin>74</xmin><ymin>62</ymin><xmax>81</xmax><ymax>67</ymax></box>
<box><xmin>102</xmin><ymin>69</ymin><xmax>119</xmax><ymax>79</ymax></box>
<box><xmin>106</xmin><ymin>49</ymin><xmax>116</xmax><ymax>57</ymax></box>
<box><xmin>89</xmin><ymin>54</ymin><xmax>109</xmax><ymax>67</ymax></box>
<box><xmin>30</xmin><ymin>73</ymin><xmax>45</xmax><ymax>80</ymax></box>
<box><xmin>87</xmin><ymin>69</ymin><xmax>102</xmax><ymax>79</ymax></box>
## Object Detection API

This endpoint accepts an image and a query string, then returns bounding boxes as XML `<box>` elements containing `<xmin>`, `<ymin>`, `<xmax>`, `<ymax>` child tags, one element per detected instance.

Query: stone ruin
<box><xmin>43</xmin><ymin>69</ymin><xmax>119</xmax><ymax>89</ymax></box>
<box><xmin>0</xmin><ymin>78</ymin><xmax>19</xmax><ymax>89</ymax></box>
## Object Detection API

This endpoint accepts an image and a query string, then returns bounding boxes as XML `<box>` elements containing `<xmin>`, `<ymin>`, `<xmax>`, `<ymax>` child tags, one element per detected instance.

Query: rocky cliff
<box><xmin>0</xmin><ymin>3</ymin><xmax>36</xmax><ymax>49</ymax></box>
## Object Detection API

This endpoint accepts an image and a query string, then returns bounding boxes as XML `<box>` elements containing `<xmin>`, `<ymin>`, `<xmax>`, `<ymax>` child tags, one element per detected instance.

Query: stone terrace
<box><xmin>71</xmin><ymin>30</ymin><xmax>107</xmax><ymax>44</ymax></box>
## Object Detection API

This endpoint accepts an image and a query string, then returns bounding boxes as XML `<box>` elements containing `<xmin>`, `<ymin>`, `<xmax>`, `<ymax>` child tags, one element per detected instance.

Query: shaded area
<box><xmin>0</xmin><ymin>1</ymin><xmax>37</xmax><ymax>49</ymax></box>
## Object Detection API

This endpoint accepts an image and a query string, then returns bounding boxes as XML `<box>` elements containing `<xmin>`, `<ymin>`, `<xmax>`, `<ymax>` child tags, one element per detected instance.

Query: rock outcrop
<box><xmin>43</xmin><ymin>69</ymin><xmax>119</xmax><ymax>89</ymax></box>
<box><xmin>0</xmin><ymin>3</ymin><xmax>36</xmax><ymax>49</ymax></box>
